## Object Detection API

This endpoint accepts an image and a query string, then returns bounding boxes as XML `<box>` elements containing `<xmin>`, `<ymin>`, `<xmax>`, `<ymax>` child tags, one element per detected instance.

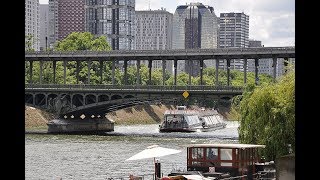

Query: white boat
<box><xmin>159</xmin><ymin>106</ymin><xmax>226</xmax><ymax>133</ymax></box>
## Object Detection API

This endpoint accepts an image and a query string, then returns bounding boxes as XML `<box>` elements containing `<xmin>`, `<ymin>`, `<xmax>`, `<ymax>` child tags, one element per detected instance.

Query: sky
<box><xmin>39</xmin><ymin>0</ymin><xmax>295</xmax><ymax>47</ymax></box>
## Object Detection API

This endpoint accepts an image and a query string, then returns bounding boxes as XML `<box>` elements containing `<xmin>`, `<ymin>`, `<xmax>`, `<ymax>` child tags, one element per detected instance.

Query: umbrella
<box><xmin>125</xmin><ymin>145</ymin><xmax>182</xmax><ymax>161</ymax></box>
<box><xmin>125</xmin><ymin>145</ymin><xmax>182</xmax><ymax>179</ymax></box>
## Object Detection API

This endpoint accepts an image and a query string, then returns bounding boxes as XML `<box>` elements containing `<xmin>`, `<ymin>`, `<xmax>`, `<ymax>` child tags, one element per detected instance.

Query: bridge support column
<box><xmin>123</xmin><ymin>60</ymin><xmax>128</xmax><ymax>85</ymax></box>
<box><xmin>200</xmin><ymin>59</ymin><xmax>204</xmax><ymax>85</ymax></box>
<box><xmin>215</xmin><ymin>59</ymin><xmax>219</xmax><ymax>86</ymax></box>
<box><xmin>99</xmin><ymin>60</ymin><xmax>103</xmax><ymax>84</ymax></box>
<box><xmin>244</xmin><ymin>58</ymin><xmax>247</xmax><ymax>85</ymax></box>
<box><xmin>39</xmin><ymin>60</ymin><xmax>43</xmax><ymax>84</ymax></box>
<box><xmin>162</xmin><ymin>60</ymin><xmax>166</xmax><ymax>85</ymax></box>
<box><xmin>255</xmin><ymin>58</ymin><xmax>259</xmax><ymax>85</ymax></box>
<box><xmin>87</xmin><ymin>60</ymin><xmax>91</xmax><ymax>84</ymax></box>
<box><xmin>272</xmin><ymin>57</ymin><xmax>277</xmax><ymax>81</ymax></box>
<box><xmin>29</xmin><ymin>61</ymin><xmax>33</xmax><ymax>84</ymax></box>
<box><xmin>284</xmin><ymin>57</ymin><xmax>289</xmax><ymax>74</ymax></box>
<box><xmin>174</xmin><ymin>59</ymin><xmax>177</xmax><ymax>86</ymax></box>
<box><xmin>53</xmin><ymin>61</ymin><xmax>56</xmax><ymax>84</ymax></box>
<box><xmin>148</xmin><ymin>59</ymin><xmax>152</xmax><ymax>85</ymax></box>
<box><xmin>137</xmin><ymin>60</ymin><xmax>141</xmax><ymax>85</ymax></box>
<box><xmin>227</xmin><ymin>59</ymin><xmax>230</xmax><ymax>86</ymax></box>
<box><xmin>188</xmin><ymin>60</ymin><xmax>192</xmax><ymax>85</ymax></box>
<box><xmin>112</xmin><ymin>60</ymin><xmax>115</xmax><ymax>85</ymax></box>
<box><xmin>63</xmin><ymin>60</ymin><xmax>67</xmax><ymax>84</ymax></box>
<box><xmin>76</xmin><ymin>61</ymin><xmax>80</xmax><ymax>84</ymax></box>
<box><xmin>33</xmin><ymin>94</ymin><xmax>35</xmax><ymax>106</ymax></box>
<box><xmin>45</xmin><ymin>94</ymin><xmax>48</xmax><ymax>108</ymax></box>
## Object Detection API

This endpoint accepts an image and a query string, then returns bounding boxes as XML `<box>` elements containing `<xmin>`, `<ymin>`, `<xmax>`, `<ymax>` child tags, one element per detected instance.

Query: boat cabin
<box><xmin>187</xmin><ymin>144</ymin><xmax>266</xmax><ymax>177</ymax></box>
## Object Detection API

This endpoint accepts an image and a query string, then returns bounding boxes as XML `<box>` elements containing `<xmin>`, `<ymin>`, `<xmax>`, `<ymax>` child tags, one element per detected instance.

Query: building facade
<box><xmin>248</xmin><ymin>40</ymin><xmax>294</xmax><ymax>77</ymax></box>
<box><xmin>172</xmin><ymin>2</ymin><xmax>219</xmax><ymax>75</ymax></box>
<box><xmin>48</xmin><ymin>0</ymin><xmax>85</xmax><ymax>48</ymax></box>
<box><xmin>25</xmin><ymin>0</ymin><xmax>40</xmax><ymax>51</ymax></box>
<box><xmin>218</xmin><ymin>12</ymin><xmax>249</xmax><ymax>71</ymax></box>
<box><xmin>85</xmin><ymin>0</ymin><xmax>135</xmax><ymax>50</ymax></box>
<box><xmin>39</xmin><ymin>4</ymin><xmax>49</xmax><ymax>51</ymax></box>
<box><xmin>135</xmin><ymin>9</ymin><xmax>173</xmax><ymax>70</ymax></box>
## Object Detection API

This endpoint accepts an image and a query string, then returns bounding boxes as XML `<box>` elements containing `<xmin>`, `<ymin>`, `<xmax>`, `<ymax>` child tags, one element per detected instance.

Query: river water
<box><xmin>25</xmin><ymin>121</ymin><xmax>239</xmax><ymax>180</ymax></box>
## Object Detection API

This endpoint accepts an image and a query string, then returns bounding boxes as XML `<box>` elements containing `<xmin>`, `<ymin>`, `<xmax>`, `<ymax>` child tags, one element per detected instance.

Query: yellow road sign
<box><xmin>182</xmin><ymin>91</ymin><xmax>189</xmax><ymax>98</ymax></box>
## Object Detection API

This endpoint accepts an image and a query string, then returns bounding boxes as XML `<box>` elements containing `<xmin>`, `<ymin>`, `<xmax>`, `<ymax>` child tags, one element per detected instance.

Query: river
<box><xmin>25</xmin><ymin>121</ymin><xmax>239</xmax><ymax>180</ymax></box>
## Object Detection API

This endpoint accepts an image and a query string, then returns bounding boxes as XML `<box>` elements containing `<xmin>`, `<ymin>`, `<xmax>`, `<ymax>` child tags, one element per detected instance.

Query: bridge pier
<box><xmin>200</xmin><ymin>59</ymin><xmax>204</xmax><ymax>85</ymax></box>
<box><xmin>137</xmin><ymin>60</ymin><xmax>141</xmax><ymax>85</ymax></box>
<box><xmin>174</xmin><ymin>59</ymin><xmax>177</xmax><ymax>86</ymax></box>
<box><xmin>255</xmin><ymin>58</ymin><xmax>259</xmax><ymax>85</ymax></box>
<box><xmin>244</xmin><ymin>58</ymin><xmax>247</xmax><ymax>85</ymax></box>
<box><xmin>63</xmin><ymin>60</ymin><xmax>67</xmax><ymax>84</ymax></box>
<box><xmin>112</xmin><ymin>60</ymin><xmax>115</xmax><ymax>85</ymax></box>
<box><xmin>162</xmin><ymin>60</ymin><xmax>166</xmax><ymax>85</ymax></box>
<box><xmin>53</xmin><ymin>61</ymin><xmax>57</xmax><ymax>84</ymax></box>
<box><xmin>123</xmin><ymin>60</ymin><xmax>128</xmax><ymax>85</ymax></box>
<box><xmin>39</xmin><ymin>61</ymin><xmax>43</xmax><ymax>84</ymax></box>
<box><xmin>29</xmin><ymin>61</ymin><xmax>33</xmax><ymax>84</ymax></box>
<box><xmin>99</xmin><ymin>60</ymin><xmax>103</xmax><ymax>84</ymax></box>
<box><xmin>188</xmin><ymin>60</ymin><xmax>192</xmax><ymax>85</ymax></box>
<box><xmin>272</xmin><ymin>57</ymin><xmax>277</xmax><ymax>81</ymax></box>
<box><xmin>87</xmin><ymin>60</ymin><xmax>91</xmax><ymax>84</ymax></box>
<box><xmin>215</xmin><ymin>59</ymin><xmax>219</xmax><ymax>86</ymax></box>
<box><xmin>148</xmin><ymin>59</ymin><xmax>152</xmax><ymax>85</ymax></box>
<box><xmin>227</xmin><ymin>58</ymin><xmax>230</xmax><ymax>86</ymax></box>
<box><xmin>284</xmin><ymin>57</ymin><xmax>289</xmax><ymax>74</ymax></box>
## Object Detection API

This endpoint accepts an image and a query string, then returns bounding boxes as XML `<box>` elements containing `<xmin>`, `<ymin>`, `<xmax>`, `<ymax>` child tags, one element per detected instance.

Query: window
<box><xmin>220</xmin><ymin>148</ymin><xmax>232</xmax><ymax>166</ymax></box>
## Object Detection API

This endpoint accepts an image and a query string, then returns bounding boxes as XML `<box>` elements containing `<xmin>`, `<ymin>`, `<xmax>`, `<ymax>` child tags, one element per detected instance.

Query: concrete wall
<box><xmin>276</xmin><ymin>154</ymin><xmax>295</xmax><ymax>180</ymax></box>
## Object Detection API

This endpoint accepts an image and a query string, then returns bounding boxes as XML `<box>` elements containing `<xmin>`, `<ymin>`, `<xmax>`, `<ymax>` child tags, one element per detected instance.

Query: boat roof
<box><xmin>188</xmin><ymin>143</ymin><xmax>266</xmax><ymax>149</ymax></box>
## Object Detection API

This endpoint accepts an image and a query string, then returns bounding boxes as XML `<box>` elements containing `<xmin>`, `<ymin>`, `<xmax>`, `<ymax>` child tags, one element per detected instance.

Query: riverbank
<box><xmin>25</xmin><ymin>104</ymin><xmax>233</xmax><ymax>130</ymax></box>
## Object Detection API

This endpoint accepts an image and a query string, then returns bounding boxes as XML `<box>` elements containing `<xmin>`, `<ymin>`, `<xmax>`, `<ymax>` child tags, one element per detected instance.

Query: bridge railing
<box><xmin>25</xmin><ymin>47</ymin><xmax>295</xmax><ymax>56</ymax></box>
<box><xmin>25</xmin><ymin>84</ymin><xmax>243</xmax><ymax>92</ymax></box>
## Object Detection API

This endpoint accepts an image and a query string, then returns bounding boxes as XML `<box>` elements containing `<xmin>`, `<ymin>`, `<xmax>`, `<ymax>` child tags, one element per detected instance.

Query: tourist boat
<box><xmin>159</xmin><ymin>106</ymin><xmax>226</xmax><ymax>133</ymax></box>
<box><xmin>164</xmin><ymin>143</ymin><xmax>276</xmax><ymax>180</ymax></box>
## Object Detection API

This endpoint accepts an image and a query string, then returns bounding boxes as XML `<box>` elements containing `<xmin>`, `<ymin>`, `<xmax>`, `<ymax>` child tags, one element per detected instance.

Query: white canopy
<box><xmin>125</xmin><ymin>145</ymin><xmax>182</xmax><ymax>161</ymax></box>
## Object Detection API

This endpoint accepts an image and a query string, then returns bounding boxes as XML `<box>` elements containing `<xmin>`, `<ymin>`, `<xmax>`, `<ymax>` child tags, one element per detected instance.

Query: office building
<box><xmin>25</xmin><ymin>0</ymin><xmax>40</xmax><ymax>51</ymax></box>
<box><xmin>172</xmin><ymin>2</ymin><xmax>219</xmax><ymax>76</ymax></box>
<box><xmin>135</xmin><ymin>9</ymin><xmax>173</xmax><ymax>70</ymax></box>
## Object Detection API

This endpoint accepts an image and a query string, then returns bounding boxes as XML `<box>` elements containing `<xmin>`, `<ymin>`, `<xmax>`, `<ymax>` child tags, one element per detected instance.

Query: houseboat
<box><xmin>159</xmin><ymin>106</ymin><xmax>226</xmax><ymax>133</ymax></box>
<box><xmin>165</xmin><ymin>143</ymin><xmax>276</xmax><ymax>180</ymax></box>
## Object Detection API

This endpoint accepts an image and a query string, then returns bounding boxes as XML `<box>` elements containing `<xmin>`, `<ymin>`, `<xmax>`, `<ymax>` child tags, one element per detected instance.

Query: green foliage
<box><xmin>237</xmin><ymin>69</ymin><xmax>295</xmax><ymax>160</ymax></box>
<box><xmin>26</xmin><ymin>32</ymin><xmax>112</xmax><ymax>84</ymax></box>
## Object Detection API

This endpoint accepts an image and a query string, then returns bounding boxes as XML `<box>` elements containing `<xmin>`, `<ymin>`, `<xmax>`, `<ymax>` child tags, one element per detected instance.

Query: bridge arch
<box><xmin>35</xmin><ymin>93</ymin><xmax>46</xmax><ymax>107</ymax></box>
<box><xmin>25</xmin><ymin>93</ymin><xmax>34</xmax><ymax>105</ymax></box>
<box><xmin>85</xmin><ymin>94</ymin><xmax>97</xmax><ymax>105</ymax></box>
<box><xmin>98</xmin><ymin>94</ymin><xmax>109</xmax><ymax>102</ymax></box>
<box><xmin>111</xmin><ymin>94</ymin><xmax>122</xmax><ymax>100</ymax></box>
<box><xmin>72</xmin><ymin>94</ymin><xmax>84</xmax><ymax>107</ymax></box>
<box><xmin>124</xmin><ymin>94</ymin><xmax>135</xmax><ymax>99</ymax></box>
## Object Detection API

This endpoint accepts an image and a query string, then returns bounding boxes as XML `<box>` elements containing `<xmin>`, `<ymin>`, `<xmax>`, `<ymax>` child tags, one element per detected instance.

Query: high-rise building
<box><xmin>25</xmin><ymin>0</ymin><xmax>40</xmax><ymax>51</ymax></box>
<box><xmin>135</xmin><ymin>9</ymin><xmax>173</xmax><ymax>70</ymax></box>
<box><xmin>85</xmin><ymin>0</ymin><xmax>135</xmax><ymax>50</ymax></box>
<box><xmin>219</xmin><ymin>12</ymin><xmax>249</xmax><ymax>71</ymax></box>
<box><xmin>48</xmin><ymin>0</ymin><xmax>85</xmax><ymax>48</ymax></box>
<box><xmin>39</xmin><ymin>4</ymin><xmax>49</xmax><ymax>51</ymax></box>
<box><xmin>172</xmin><ymin>2</ymin><xmax>219</xmax><ymax>75</ymax></box>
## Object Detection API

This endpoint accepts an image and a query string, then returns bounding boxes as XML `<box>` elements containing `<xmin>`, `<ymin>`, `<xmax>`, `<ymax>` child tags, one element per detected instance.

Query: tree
<box><xmin>25</xmin><ymin>32</ymin><xmax>112</xmax><ymax>84</ymax></box>
<box><xmin>237</xmin><ymin>69</ymin><xmax>295</xmax><ymax>160</ymax></box>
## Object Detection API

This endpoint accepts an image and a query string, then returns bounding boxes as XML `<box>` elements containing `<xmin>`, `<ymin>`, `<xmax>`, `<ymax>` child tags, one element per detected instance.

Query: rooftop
<box><xmin>188</xmin><ymin>143</ymin><xmax>266</xmax><ymax>149</ymax></box>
